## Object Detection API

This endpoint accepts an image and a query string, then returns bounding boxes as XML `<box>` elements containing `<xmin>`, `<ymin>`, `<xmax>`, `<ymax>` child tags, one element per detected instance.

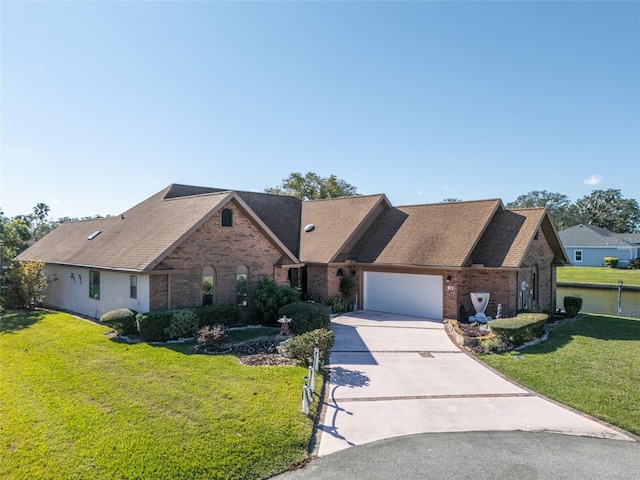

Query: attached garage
<box><xmin>363</xmin><ymin>271</ymin><xmax>443</xmax><ymax>319</ymax></box>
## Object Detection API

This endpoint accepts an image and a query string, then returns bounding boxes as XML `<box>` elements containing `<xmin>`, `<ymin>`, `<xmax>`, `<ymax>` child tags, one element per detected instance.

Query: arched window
<box><xmin>202</xmin><ymin>266</ymin><xmax>215</xmax><ymax>306</ymax></box>
<box><xmin>236</xmin><ymin>265</ymin><xmax>248</xmax><ymax>306</ymax></box>
<box><xmin>221</xmin><ymin>208</ymin><xmax>233</xmax><ymax>227</ymax></box>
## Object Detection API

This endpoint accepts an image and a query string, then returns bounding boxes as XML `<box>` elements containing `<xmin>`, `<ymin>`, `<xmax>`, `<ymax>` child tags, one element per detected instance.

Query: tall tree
<box><xmin>31</xmin><ymin>203</ymin><xmax>52</xmax><ymax>241</ymax></box>
<box><xmin>0</xmin><ymin>216</ymin><xmax>31</xmax><ymax>260</ymax></box>
<box><xmin>575</xmin><ymin>189</ymin><xmax>640</xmax><ymax>233</ymax></box>
<box><xmin>265</xmin><ymin>172</ymin><xmax>359</xmax><ymax>200</ymax></box>
<box><xmin>506</xmin><ymin>190</ymin><xmax>581</xmax><ymax>231</ymax></box>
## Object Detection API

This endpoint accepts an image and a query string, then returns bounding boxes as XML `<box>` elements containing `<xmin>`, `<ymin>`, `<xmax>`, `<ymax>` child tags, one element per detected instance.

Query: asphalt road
<box><xmin>273</xmin><ymin>431</ymin><xmax>639</xmax><ymax>480</ymax></box>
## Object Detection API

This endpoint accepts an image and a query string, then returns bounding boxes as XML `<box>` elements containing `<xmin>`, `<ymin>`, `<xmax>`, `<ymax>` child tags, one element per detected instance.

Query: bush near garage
<box><xmin>488</xmin><ymin>313</ymin><xmax>548</xmax><ymax>347</ymax></box>
<box><xmin>283</xmin><ymin>328</ymin><xmax>335</xmax><ymax>365</ymax></box>
<box><xmin>249</xmin><ymin>277</ymin><xmax>300</xmax><ymax>325</ymax></box>
<box><xmin>278</xmin><ymin>302</ymin><xmax>330</xmax><ymax>335</ymax></box>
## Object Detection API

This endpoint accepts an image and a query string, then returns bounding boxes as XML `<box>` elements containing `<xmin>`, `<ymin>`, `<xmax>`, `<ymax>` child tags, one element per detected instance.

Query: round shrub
<box><xmin>283</xmin><ymin>328</ymin><xmax>335</xmax><ymax>365</ymax></box>
<box><xmin>100</xmin><ymin>308</ymin><xmax>137</xmax><ymax>335</ymax></box>
<box><xmin>278</xmin><ymin>302</ymin><xmax>330</xmax><ymax>335</ymax></box>
<box><xmin>563</xmin><ymin>296</ymin><xmax>583</xmax><ymax>318</ymax></box>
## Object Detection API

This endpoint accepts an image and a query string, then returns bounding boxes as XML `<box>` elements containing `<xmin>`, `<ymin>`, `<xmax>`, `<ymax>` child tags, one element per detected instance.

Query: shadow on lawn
<box><xmin>527</xmin><ymin>314</ymin><xmax>640</xmax><ymax>354</ymax></box>
<box><xmin>0</xmin><ymin>309</ymin><xmax>46</xmax><ymax>334</ymax></box>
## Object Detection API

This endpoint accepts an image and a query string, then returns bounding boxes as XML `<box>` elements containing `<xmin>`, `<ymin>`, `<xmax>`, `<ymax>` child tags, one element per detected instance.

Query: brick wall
<box><xmin>520</xmin><ymin>228</ymin><xmax>557</xmax><ymax>313</ymax></box>
<box><xmin>150</xmin><ymin>200</ymin><xmax>287</xmax><ymax>310</ymax></box>
<box><xmin>306</xmin><ymin>264</ymin><xmax>329</xmax><ymax>299</ymax></box>
<box><xmin>457</xmin><ymin>269</ymin><xmax>518</xmax><ymax>319</ymax></box>
<box><xmin>149</xmin><ymin>274</ymin><xmax>169</xmax><ymax>310</ymax></box>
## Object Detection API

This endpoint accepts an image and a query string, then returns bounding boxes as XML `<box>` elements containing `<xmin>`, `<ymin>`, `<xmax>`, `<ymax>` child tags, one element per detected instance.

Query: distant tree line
<box><xmin>505</xmin><ymin>189</ymin><xmax>640</xmax><ymax>234</ymax></box>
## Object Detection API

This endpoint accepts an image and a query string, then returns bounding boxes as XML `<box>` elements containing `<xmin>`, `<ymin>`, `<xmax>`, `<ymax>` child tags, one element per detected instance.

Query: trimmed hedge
<box><xmin>283</xmin><ymin>328</ymin><xmax>335</xmax><ymax>365</ymax></box>
<box><xmin>100</xmin><ymin>308</ymin><xmax>138</xmax><ymax>335</ymax></box>
<box><xmin>278</xmin><ymin>302</ymin><xmax>330</xmax><ymax>335</ymax></box>
<box><xmin>488</xmin><ymin>313</ymin><xmax>548</xmax><ymax>346</ymax></box>
<box><xmin>195</xmin><ymin>305</ymin><xmax>240</xmax><ymax>328</ymax></box>
<box><xmin>136</xmin><ymin>311</ymin><xmax>173</xmax><ymax>342</ymax></box>
<box><xmin>164</xmin><ymin>309</ymin><xmax>198</xmax><ymax>340</ymax></box>
<box><xmin>564</xmin><ymin>296</ymin><xmax>583</xmax><ymax>318</ymax></box>
<box><xmin>603</xmin><ymin>257</ymin><xmax>619</xmax><ymax>268</ymax></box>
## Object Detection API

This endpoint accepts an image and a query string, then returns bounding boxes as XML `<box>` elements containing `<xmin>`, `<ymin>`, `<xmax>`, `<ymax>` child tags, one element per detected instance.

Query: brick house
<box><xmin>18</xmin><ymin>184</ymin><xmax>568</xmax><ymax>320</ymax></box>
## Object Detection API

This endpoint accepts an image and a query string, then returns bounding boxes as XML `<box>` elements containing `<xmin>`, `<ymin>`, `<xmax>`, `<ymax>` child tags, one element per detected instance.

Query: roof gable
<box><xmin>471</xmin><ymin>207</ymin><xmax>567</xmax><ymax>267</ymax></box>
<box><xmin>300</xmin><ymin>194</ymin><xmax>391</xmax><ymax>263</ymax></box>
<box><xmin>349</xmin><ymin>199</ymin><xmax>502</xmax><ymax>267</ymax></box>
<box><xmin>18</xmin><ymin>185</ymin><xmax>299</xmax><ymax>270</ymax></box>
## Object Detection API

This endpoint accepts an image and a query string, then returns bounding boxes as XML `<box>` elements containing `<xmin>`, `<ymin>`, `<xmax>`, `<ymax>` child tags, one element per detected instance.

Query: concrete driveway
<box><xmin>315</xmin><ymin>311</ymin><xmax>634</xmax><ymax>457</ymax></box>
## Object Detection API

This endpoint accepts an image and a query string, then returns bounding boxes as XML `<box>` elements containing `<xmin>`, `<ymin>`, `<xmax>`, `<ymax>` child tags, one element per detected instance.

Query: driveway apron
<box><xmin>316</xmin><ymin>311</ymin><xmax>633</xmax><ymax>457</ymax></box>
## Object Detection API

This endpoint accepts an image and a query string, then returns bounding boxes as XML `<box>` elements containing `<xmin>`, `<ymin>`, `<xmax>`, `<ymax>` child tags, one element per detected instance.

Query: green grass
<box><xmin>0</xmin><ymin>311</ymin><xmax>321</xmax><ymax>480</ymax></box>
<box><xmin>480</xmin><ymin>314</ymin><xmax>640</xmax><ymax>436</ymax></box>
<box><xmin>557</xmin><ymin>266</ymin><xmax>640</xmax><ymax>286</ymax></box>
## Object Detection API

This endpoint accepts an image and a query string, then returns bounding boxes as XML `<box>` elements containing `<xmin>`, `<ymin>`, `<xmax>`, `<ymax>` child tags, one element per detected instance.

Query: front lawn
<box><xmin>557</xmin><ymin>266</ymin><xmax>640</xmax><ymax>286</ymax></box>
<box><xmin>480</xmin><ymin>314</ymin><xmax>640</xmax><ymax>436</ymax></box>
<box><xmin>0</xmin><ymin>311</ymin><xmax>320</xmax><ymax>480</ymax></box>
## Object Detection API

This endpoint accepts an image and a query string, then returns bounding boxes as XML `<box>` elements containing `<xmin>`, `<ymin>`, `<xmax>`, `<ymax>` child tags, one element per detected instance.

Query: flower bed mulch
<box><xmin>200</xmin><ymin>337</ymin><xmax>299</xmax><ymax>366</ymax></box>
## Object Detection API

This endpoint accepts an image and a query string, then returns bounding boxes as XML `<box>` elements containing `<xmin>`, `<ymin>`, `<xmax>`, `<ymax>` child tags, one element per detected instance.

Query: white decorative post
<box><xmin>308</xmin><ymin>365</ymin><xmax>315</xmax><ymax>394</ymax></box>
<box><xmin>302</xmin><ymin>386</ymin><xmax>309</xmax><ymax>414</ymax></box>
<box><xmin>313</xmin><ymin>347</ymin><xmax>320</xmax><ymax>372</ymax></box>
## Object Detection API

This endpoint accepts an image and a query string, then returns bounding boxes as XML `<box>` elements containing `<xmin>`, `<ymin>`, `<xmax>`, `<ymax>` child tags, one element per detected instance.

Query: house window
<box><xmin>130</xmin><ymin>275</ymin><xmax>137</xmax><ymax>299</ymax></box>
<box><xmin>221</xmin><ymin>208</ymin><xmax>233</xmax><ymax>227</ymax></box>
<box><xmin>202</xmin><ymin>266</ymin><xmax>215</xmax><ymax>306</ymax></box>
<box><xmin>574</xmin><ymin>250</ymin><xmax>583</xmax><ymax>262</ymax></box>
<box><xmin>89</xmin><ymin>271</ymin><xmax>100</xmax><ymax>299</ymax></box>
<box><xmin>532</xmin><ymin>266</ymin><xmax>538</xmax><ymax>302</ymax></box>
<box><xmin>236</xmin><ymin>265</ymin><xmax>248</xmax><ymax>306</ymax></box>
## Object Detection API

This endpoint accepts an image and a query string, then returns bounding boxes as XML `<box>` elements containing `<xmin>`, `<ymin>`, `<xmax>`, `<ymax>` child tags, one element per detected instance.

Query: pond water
<box><xmin>557</xmin><ymin>286</ymin><xmax>640</xmax><ymax>319</ymax></box>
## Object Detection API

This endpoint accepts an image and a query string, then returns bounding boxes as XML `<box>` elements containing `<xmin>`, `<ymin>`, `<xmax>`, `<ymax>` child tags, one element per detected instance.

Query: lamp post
<box><xmin>617</xmin><ymin>280</ymin><xmax>623</xmax><ymax>316</ymax></box>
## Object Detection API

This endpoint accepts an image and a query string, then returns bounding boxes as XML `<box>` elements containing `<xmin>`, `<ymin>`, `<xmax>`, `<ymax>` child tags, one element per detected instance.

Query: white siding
<box><xmin>43</xmin><ymin>265</ymin><xmax>149</xmax><ymax>319</ymax></box>
<box><xmin>363</xmin><ymin>271</ymin><xmax>443</xmax><ymax>319</ymax></box>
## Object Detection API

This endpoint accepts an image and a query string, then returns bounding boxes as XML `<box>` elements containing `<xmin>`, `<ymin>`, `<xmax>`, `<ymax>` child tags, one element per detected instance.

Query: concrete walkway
<box><xmin>314</xmin><ymin>311</ymin><xmax>634</xmax><ymax>457</ymax></box>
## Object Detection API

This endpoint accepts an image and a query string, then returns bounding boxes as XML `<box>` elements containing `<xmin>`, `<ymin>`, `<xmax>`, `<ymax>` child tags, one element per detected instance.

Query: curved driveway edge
<box><xmin>314</xmin><ymin>311</ymin><xmax>634</xmax><ymax>458</ymax></box>
<box><xmin>275</xmin><ymin>431</ymin><xmax>640</xmax><ymax>480</ymax></box>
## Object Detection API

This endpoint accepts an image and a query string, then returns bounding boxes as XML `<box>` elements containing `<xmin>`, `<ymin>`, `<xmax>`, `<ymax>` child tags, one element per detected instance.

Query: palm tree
<box><xmin>33</xmin><ymin>203</ymin><xmax>50</xmax><ymax>224</ymax></box>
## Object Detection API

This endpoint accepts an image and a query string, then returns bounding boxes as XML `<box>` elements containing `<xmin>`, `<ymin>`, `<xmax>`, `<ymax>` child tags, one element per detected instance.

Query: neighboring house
<box><xmin>18</xmin><ymin>184</ymin><xmax>568</xmax><ymax>320</ymax></box>
<box><xmin>558</xmin><ymin>224</ymin><xmax>640</xmax><ymax>267</ymax></box>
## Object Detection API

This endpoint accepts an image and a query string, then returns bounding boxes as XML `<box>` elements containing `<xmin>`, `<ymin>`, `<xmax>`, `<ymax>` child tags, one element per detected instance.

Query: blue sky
<box><xmin>2</xmin><ymin>1</ymin><xmax>639</xmax><ymax>219</ymax></box>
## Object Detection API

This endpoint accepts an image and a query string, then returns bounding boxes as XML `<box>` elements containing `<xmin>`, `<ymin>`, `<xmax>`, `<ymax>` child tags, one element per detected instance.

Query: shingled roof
<box><xmin>299</xmin><ymin>194</ymin><xmax>391</xmax><ymax>263</ymax></box>
<box><xmin>18</xmin><ymin>183</ymin><xmax>569</xmax><ymax>273</ymax></box>
<box><xmin>348</xmin><ymin>199</ymin><xmax>502</xmax><ymax>268</ymax></box>
<box><xmin>18</xmin><ymin>185</ymin><xmax>300</xmax><ymax>271</ymax></box>
<box><xmin>558</xmin><ymin>224</ymin><xmax>637</xmax><ymax>248</ymax></box>
<box><xmin>471</xmin><ymin>207</ymin><xmax>568</xmax><ymax>267</ymax></box>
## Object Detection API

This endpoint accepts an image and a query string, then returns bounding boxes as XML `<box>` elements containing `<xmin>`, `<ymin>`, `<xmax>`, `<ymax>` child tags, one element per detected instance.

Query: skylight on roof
<box><xmin>88</xmin><ymin>230</ymin><xmax>101</xmax><ymax>240</ymax></box>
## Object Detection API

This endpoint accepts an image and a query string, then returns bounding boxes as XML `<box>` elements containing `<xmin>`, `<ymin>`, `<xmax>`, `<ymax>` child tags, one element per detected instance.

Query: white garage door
<box><xmin>363</xmin><ymin>271</ymin><xmax>443</xmax><ymax>319</ymax></box>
